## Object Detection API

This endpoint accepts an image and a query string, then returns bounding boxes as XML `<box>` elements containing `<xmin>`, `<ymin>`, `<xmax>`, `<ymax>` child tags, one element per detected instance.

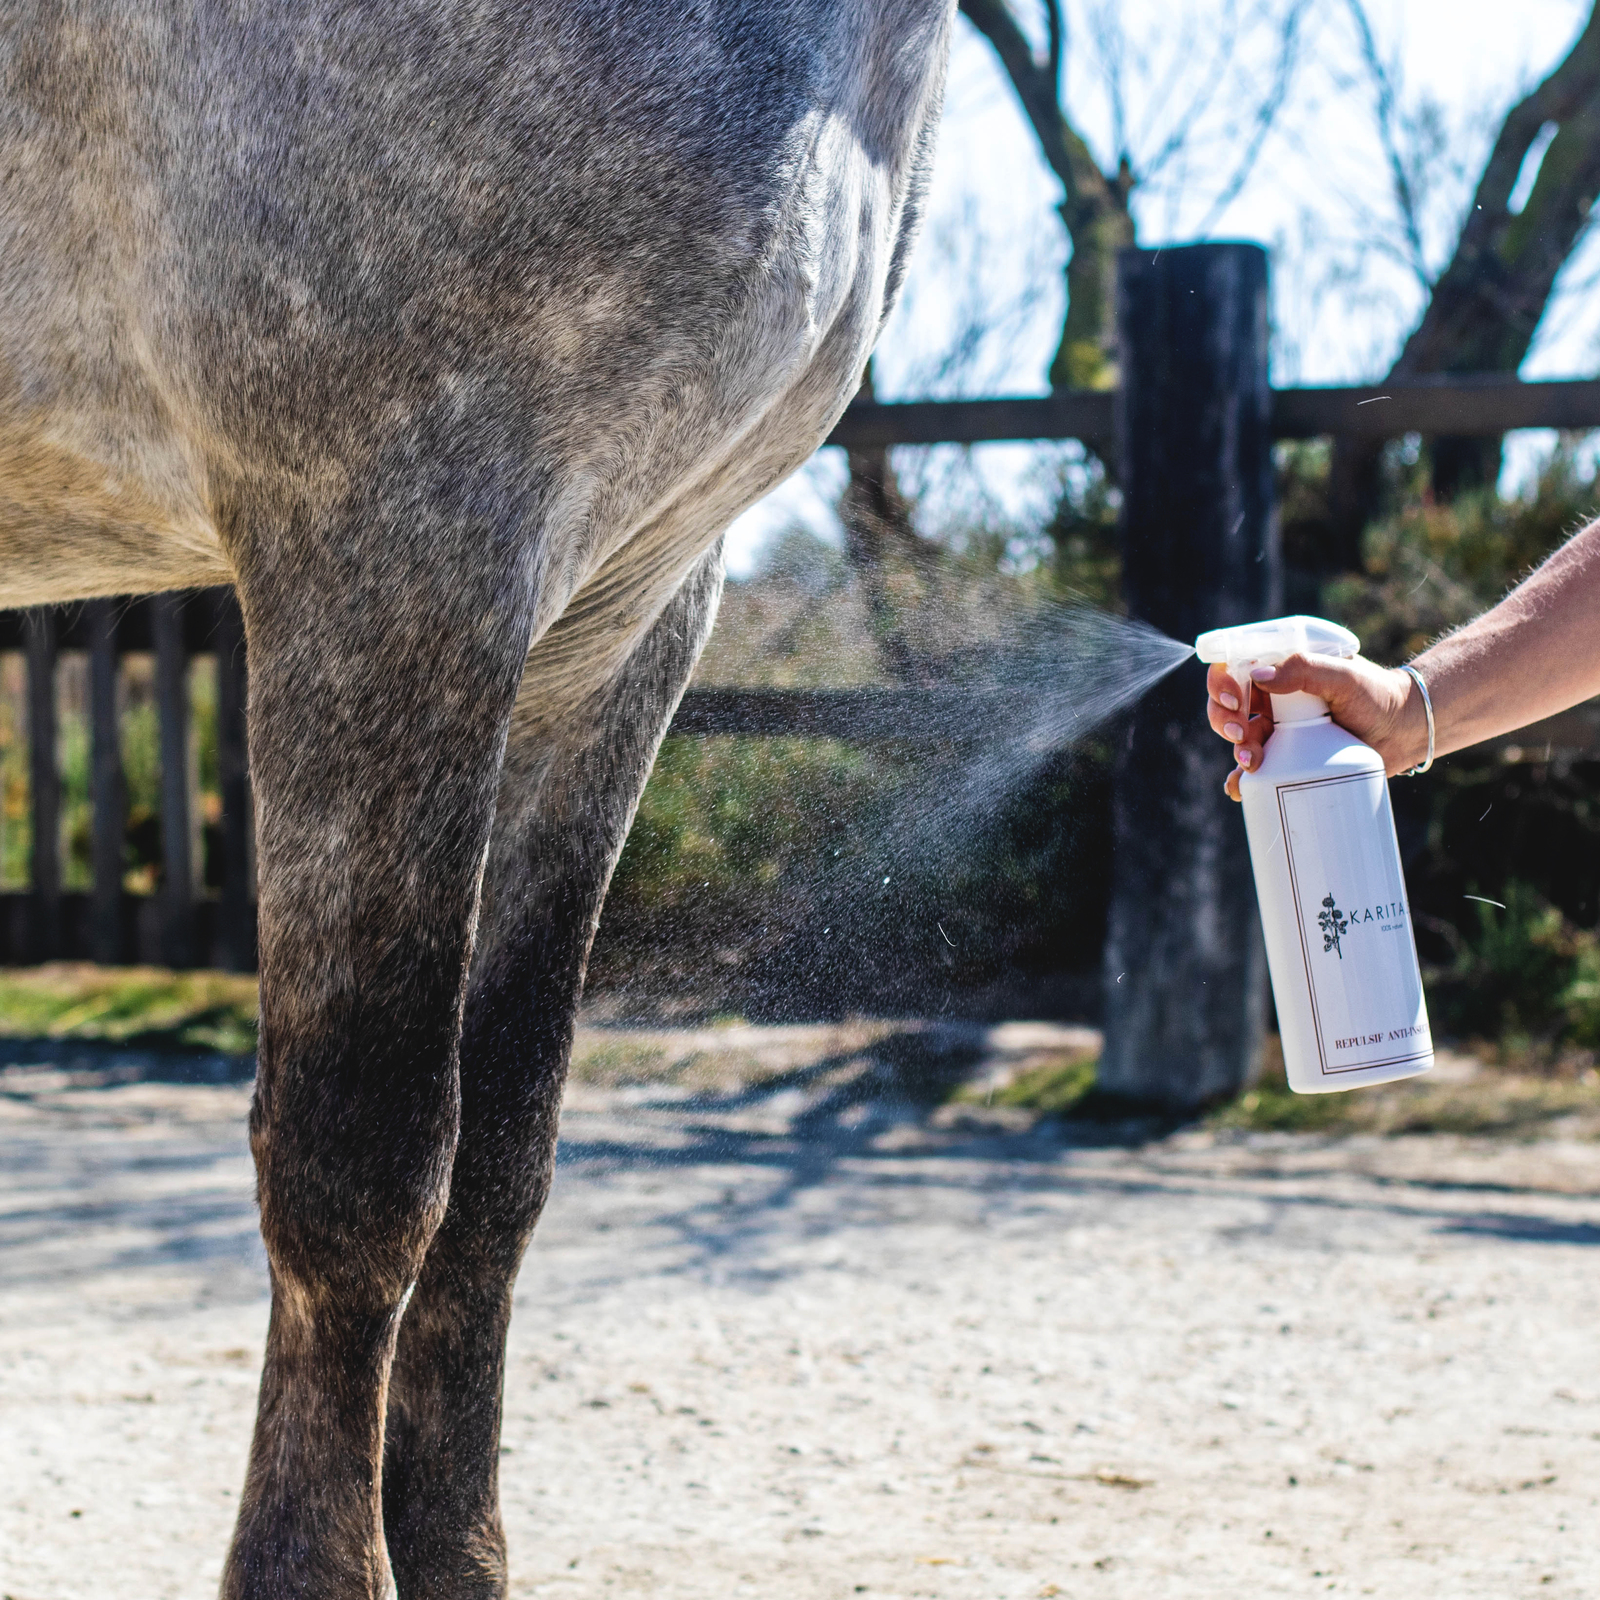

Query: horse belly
<box><xmin>0</xmin><ymin>404</ymin><xmax>229</xmax><ymax>607</ymax></box>
<box><xmin>0</xmin><ymin>8</ymin><xmax>228</xmax><ymax>606</ymax></box>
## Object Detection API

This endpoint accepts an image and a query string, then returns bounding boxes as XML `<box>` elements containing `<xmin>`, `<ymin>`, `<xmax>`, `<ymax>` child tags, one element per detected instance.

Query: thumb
<box><xmin>1251</xmin><ymin>651</ymin><xmax>1353</xmax><ymax>705</ymax></box>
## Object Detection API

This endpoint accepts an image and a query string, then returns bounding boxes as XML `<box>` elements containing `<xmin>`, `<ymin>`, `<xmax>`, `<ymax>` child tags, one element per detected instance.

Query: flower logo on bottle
<box><xmin>1318</xmin><ymin>893</ymin><xmax>1349</xmax><ymax>959</ymax></box>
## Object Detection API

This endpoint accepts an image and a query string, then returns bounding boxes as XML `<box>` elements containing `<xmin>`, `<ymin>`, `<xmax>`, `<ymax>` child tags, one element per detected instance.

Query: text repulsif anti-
<box><xmin>1195</xmin><ymin>616</ymin><xmax>1433</xmax><ymax>1095</ymax></box>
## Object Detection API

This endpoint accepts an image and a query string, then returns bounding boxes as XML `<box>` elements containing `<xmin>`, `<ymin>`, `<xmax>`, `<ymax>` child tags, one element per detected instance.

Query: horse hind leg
<box><xmin>380</xmin><ymin>546</ymin><xmax>724</xmax><ymax>1599</ymax></box>
<box><xmin>220</xmin><ymin>482</ymin><xmax>539</xmax><ymax>1600</ymax></box>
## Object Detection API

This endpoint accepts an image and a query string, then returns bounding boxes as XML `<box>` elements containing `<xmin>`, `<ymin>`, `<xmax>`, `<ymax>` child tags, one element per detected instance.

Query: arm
<box><xmin>1206</xmin><ymin>517</ymin><xmax>1600</xmax><ymax>799</ymax></box>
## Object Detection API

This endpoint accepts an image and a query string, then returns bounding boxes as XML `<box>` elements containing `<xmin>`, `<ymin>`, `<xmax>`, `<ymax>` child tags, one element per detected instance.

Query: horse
<box><xmin>0</xmin><ymin>1</ymin><xmax>956</xmax><ymax>1593</ymax></box>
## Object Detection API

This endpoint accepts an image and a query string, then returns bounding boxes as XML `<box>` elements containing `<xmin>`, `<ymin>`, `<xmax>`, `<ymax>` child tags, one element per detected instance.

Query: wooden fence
<box><xmin>0</xmin><ymin>590</ymin><xmax>254</xmax><ymax>970</ymax></box>
<box><xmin>4</xmin><ymin>247</ymin><xmax>1600</xmax><ymax>977</ymax></box>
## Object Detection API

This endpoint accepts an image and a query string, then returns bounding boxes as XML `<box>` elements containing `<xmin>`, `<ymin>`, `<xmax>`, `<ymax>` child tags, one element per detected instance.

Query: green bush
<box><xmin>1430</xmin><ymin>882</ymin><xmax>1584</xmax><ymax>1047</ymax></box>
<box><xmin>612</xmin><ymin>733</ymin><xmax>895</xmax><ymax>909</ymax></box>
<box><xmin>592</xmin><ymin>724</ymin><xmax>1115</xmax><ymax>1016</ymax></box>
<box><xmin>1412</xmin><ymin>878</ymin><xmax>1600</xmax><ymax>1060</ymax></box>
<box><xmin>1324</xmin><ymin>438</ymin><xmax>1599</xmax><ymax>666</ymax></box>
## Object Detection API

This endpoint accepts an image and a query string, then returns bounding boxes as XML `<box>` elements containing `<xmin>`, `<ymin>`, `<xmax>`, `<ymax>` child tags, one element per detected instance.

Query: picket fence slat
<box><xmin>25</xmin><ymin>608</ymin><xmax>60</xmax><ymax>960</ymax></box>
<box><xmin>86</xmin><ymin>599</ymin><xmax>125</xmax><ymax>964</ymax></box>
<box><xmin>214</xmin><ymin>596</ymin><xmax>254</xmax><ymax>972</ymax></box>
<box><xmin>152</xmin><ymin>593</ymin><xmax>194</xmax><ymax>969</ymax></box>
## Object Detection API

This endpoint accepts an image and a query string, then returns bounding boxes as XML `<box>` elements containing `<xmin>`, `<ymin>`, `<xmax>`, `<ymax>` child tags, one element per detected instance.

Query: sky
<box><xmin>724</xmin><ymin>0</ymin><xmax>1599</xmax><ymax>575</ymax></box>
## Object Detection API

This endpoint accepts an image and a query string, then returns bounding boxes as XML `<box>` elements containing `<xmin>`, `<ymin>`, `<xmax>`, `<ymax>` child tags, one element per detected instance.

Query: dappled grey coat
<box><xmin>0</xmin><ymin>1</ymin><xmax>955</xmax><ymax>1595</ymax></box>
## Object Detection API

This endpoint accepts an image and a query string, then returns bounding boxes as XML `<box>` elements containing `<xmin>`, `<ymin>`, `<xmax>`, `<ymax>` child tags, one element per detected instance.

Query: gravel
<box><xmin>2</xmin><ymin>1022</ymin><xmax>1598</xmax><ymax>1599</ymax></box>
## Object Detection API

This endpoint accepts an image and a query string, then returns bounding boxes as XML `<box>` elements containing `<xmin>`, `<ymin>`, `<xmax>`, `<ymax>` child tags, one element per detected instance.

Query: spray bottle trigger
<box><xmin>1230</xmin><ymin>659</ymin><xmax>1253</xmax><ymax>738</ymax></box>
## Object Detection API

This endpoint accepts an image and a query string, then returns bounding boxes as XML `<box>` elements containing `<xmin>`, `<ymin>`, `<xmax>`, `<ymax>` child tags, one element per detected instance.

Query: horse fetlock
<box><xmin>383</xmin><ymin>1462</ymin><xmax>510</xmax><ymax>1597</ymax></box>
<box><xmin>222</xmin><ymin>1488</ymin><xmax>397</xmax><ymax>1600</ymax></box>
<box><xmin>383</xmin><ymin>1266</ymin><xmax>516</xmax><ymax>1599</ymax></box>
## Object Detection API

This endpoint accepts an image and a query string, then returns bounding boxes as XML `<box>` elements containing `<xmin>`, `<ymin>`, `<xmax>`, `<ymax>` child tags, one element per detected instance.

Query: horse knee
<box><xmin>250</xmin><ymin>1044</ymin><xmax>461</xmax><ymax>1310</ymax></box>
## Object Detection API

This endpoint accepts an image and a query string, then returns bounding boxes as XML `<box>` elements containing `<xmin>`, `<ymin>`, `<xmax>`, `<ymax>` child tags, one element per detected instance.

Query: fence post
<box><xmin>214</xmin><ymin>590</ymin><xmax>255</xmax><ymax>971</ymax></box>
<box><xmin>153</xmin><ymin>591</ymin><xmax>195</xmax><ymax>969</ymax></box>
<box><xmin>86</xmin><ymin>599</ymin><xmax>128</xmax><ymax>963</ymax></box>
<box><xmin>1099</xmin><ymin>243</ymin><xmax>1280</xmax><ymax>1109</ymax></box>
<box><xmin>24</xmin><ymin>608</ymin><xmax>60</xmax><ymax>960</ymax></box>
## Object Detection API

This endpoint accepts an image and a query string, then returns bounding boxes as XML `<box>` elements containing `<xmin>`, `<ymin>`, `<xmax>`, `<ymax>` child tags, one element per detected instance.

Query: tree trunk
<box><xmin>959</xmin><ymin>0</ymin><xmax>1134</xmax><ymax>393</ymax></box>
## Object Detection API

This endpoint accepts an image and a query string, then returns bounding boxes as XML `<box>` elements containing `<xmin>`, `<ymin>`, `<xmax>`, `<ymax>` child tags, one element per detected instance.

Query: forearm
<box><xmin>1402</xmin><ymin>517</ymin><xmax>1600</xmax><ymax>766</ymax></box>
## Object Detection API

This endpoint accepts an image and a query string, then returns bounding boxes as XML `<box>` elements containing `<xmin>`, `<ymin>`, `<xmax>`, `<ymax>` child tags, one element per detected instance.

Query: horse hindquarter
<box><xmin>1</xmin><ymin>4</ymin><xmax>956</xmax><ymax>1598</ymax></box>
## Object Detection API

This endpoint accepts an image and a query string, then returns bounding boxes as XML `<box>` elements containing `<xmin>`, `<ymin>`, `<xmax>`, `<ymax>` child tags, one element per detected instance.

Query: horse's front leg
<box><xmin>221</xmin><ymin>491</ymin><xmax>538</xmax><ymax>1600</ymax></box>
<box><xmin>380</xmin><ymin>549</ymin><xmax>724</xmax><ymax>1599</ymax></box>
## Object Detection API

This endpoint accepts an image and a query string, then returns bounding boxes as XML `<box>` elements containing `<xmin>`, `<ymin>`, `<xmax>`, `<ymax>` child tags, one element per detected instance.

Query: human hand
<box><xmin>1205</xmin><ymin>652</ymin><xmax>1423</xmax><ymax>800</ymax></box>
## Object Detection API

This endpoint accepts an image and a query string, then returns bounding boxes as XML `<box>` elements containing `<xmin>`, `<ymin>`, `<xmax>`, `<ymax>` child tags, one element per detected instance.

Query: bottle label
<box><xmin>1276</xmin><ymin>770</ymin><xmax>1431</xmax><ymax>1077</ymax></box>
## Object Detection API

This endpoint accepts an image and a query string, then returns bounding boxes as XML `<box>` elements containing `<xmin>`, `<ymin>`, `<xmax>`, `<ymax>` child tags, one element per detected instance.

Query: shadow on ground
<box><xmin>0</xmin><ymin>1036</ymin><xmax>256</xmax><ymax>1086</ymax></box>
<box><xmin>7</xmin><ymin>1027</ymin><xmax>1600</xmax><ymax>1313</ymax></box>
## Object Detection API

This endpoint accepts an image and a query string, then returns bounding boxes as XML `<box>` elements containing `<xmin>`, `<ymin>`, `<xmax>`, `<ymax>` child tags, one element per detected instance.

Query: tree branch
<box><xmin>1046</xmin><ymin>0</ymin><xmax>1063</xmax><ymax>104</ymax></box>
<box><xmin>1345</xmin><ymin>0</ymin><xmax>1430</xmax><ymax>286</ymax></box>
<box><xmin>1331</xmin><ymin>2</ymin><xmax>1600</xmax><ymax>548</ymax></box>
<box><xmin>958</xmin><ymin>0</ymin><xmax>1119</xmax><ymax>229</ymax></box>
<box><xmin>1394</xmin><ymin>2</ymin><xmax>1600</xmax><ymax>377</ymax></box>
<box><xmin>1195</xmin><ymin>0</ymin><xmax>1309</xmax><ymax>235</ymax></box>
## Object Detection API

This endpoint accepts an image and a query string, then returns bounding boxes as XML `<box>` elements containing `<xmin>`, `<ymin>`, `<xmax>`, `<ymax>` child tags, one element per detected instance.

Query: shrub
<box><xmin>1420</xmin><ymin>879</ymin><xmax>1600</xmax><ymax>1060</ymax></box>
<box><xmin>1325</xmin><ymin>438</ymin><xmax>1600</xmax><ymax>666</ymax></box>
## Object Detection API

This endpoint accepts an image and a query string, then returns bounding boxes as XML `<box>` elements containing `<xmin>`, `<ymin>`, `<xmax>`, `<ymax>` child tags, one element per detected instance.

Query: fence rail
<box><xmin>5</xmin><ymin>366</ymin><xmax>1600</xmax><ymax>971</ymax></box>
<box><xmin>0</xmin><ymin>616</ymin><xmax>1584</xmax><ymax>971</ymax></box>
<box><xmin>825</xmin><ymin>373</ymin><xmax>1600</xmax><ymax>449</ymax></box>
<box><xmin>664</xmin><ymin>685</ymin><xmax>1600</xmax><ymax>763</ymax></box>
<box><xmin>666</xmin><ymin>685</ymin><xmax>1014</xmax><ymax>742</ymax></box>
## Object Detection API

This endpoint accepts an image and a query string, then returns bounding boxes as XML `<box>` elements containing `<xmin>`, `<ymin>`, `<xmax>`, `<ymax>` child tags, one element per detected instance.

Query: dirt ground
<box><xmin>3</xmin><ymin>1020</ymin><xmax>1599</xmax><ymax>1600</ymax></box>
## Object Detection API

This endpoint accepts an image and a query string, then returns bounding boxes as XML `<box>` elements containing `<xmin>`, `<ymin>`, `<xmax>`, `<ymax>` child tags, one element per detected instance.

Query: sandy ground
<box><xmin>3</xmin><ymin>1021</ymin><xmax>1600</xmax><ymax>1600</ymax></box>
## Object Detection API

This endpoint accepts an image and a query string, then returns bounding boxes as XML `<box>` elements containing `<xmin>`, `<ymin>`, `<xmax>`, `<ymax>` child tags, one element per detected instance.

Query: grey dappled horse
<box><xmin>0</xmin><ymin>3</ymin><xmax>955</xmax><ymax>1593</ymax></box>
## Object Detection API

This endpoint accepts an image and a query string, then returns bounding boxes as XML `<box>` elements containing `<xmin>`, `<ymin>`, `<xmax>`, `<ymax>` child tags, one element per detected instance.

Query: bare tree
<box><xmin>836</xmin><ymin>0</ymin><xmax>1305</xmax><ymax>615</ymax></box>
<box><xmin>1331</xmin><ymin>0</ymin><xmax>1600</xmax><ymax>557</ymax></box>
<box><xmin>960</xmin><ymin>0</ymin><xmax>1306</xmax><ymax>393</ymax></box>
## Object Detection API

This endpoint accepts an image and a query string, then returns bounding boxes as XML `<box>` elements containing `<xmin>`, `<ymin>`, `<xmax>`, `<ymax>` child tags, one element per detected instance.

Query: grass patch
<box><xmin>1212</xmin><ymin>1075</ymin><xmax>1371</xmax><ymax>1134</ymax></box>
<box><xmin>950</xmin><ymin>1048</ymin><xmax>1099</xmax><ymax>1115</ymax></box>
<box><xmin>1211</xmin><ymin>1050</ymin><xmax>1600</xmax><ymax>1141</ymax></box>
<box><xmin>568</xmin><ymin>1038</ymin><xmax>673</xmax><ymax>1086</ymax></box>
<box><xmin>955</xmin><ymin>1033</ymin><xmax>1600</xmax><ymax>1141</ymax></box>
<box><xmin>0</xmin><ymin>963</ymin><xmax>259</xmax><ymax>1056</ymax></box>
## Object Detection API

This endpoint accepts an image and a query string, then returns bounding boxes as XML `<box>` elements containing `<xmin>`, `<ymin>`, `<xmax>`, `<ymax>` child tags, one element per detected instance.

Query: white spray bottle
<box><xmin>1194</xmin><ymin>615</ymin><xmax>1433</xmax><ymax>1094</ymax></box>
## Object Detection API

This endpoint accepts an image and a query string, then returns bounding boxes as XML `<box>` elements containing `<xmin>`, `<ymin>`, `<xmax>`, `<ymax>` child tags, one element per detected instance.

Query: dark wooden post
<box><xmin>24</xmin><ymin>607</ymin><xmax>60</xmax><ymax>960</ymax></box>
<box><xmin>1099</xmin><ymin>243</ymin><xmax>1280</xmax><ymax>1109</ymax></box>
<box><xmin>153</xmin><ymin>591</ymin><xmax>195</xmax><ymax>968</ymax></box>
<box><xmin>86</xmin><ymin>599</ymin><xmax>127</xmax><ymax>963</ymax></box>
<box><xmin>214</xmin><ymin>590</ymin><xmax>255</xmax><ymax>971</ymax></box>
